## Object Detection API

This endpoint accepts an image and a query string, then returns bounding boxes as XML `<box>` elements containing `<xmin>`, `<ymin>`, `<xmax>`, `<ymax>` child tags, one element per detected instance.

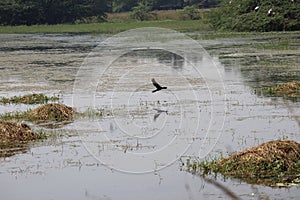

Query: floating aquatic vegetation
<box><xmin>262</xmin><ymin>82</ymin><xmax>300</xmax><ymax>98</ymax></box>
<box><xmin>0</xmin><ymin>104</ymin><xmax>110</xmax><ymax>128</ymax></box>
<box><xmin>188</xmin><ymin>140</ymin><xmax>300</xmax><ymax>187</ymax></box>
<box><xmin>0</xmin><ymin>93</ymin><xmax>59</xmax><ymax>104</ymax></box>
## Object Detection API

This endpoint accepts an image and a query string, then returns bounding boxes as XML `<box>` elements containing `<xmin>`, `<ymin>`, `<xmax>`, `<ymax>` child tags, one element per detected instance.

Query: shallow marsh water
<box><xmin>0</xmin><ymin>32</ymin><xmax>300</xmax><ymax>199</ymax></box>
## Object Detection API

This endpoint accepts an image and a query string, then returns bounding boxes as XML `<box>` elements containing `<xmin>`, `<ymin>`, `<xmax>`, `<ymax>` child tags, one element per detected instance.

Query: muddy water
<box><xmin>0</xmin><ymin>33</ymin><xmax>300</xmax><ymax>200</ymax></box>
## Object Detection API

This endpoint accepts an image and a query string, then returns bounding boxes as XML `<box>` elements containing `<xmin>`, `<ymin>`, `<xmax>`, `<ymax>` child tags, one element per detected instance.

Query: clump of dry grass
<box><xmin>107</xmin><ymin>12</ymin><xmax>131</xmax><ymax>21</ymax></box>
<box><xmin>263</xmin><ymin>82</ymin><xmax>300</xmax><ymax>98</ymax></box>
<box><xmin>28</xmin><ymin>103</ymin><xmax>75</xmax><ymax>122</ymax></box>
<box><xmin>0</xmin><ymin>120</ymin><xmax>45</xmax><ymax>146</ymax></box>
<box><xmin>218</xmin><ymin>140</ymin><xmax>300</xmax><ymax>175</ymax></box>
<box><xmin>192</xmin><ymin>140</ymin><xmax>300</xmax><ymax>186</ymax></box>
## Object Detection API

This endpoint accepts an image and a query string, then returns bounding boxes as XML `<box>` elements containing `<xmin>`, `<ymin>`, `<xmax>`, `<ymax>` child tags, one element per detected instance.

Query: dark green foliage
<box><xmin>130</xmin><ymin>1</ymin><xmax>153</xmax><ymax>21</ymax></box>
<box><xmin>183</xmin><ymin>0</ymin><xmax>219</xmax><ymax>8</ymax></box>
<box><xmin>152</xmin><ymin>0</ymin><xmax>184</xmax><ymax>10</ymax></box>
<box><xmin>0</xmin><ymin>0</ymin><xmax>42</xmax><ymax>25</ymax></box>
<box><xmin>181</xmin><ymin>5</ymin><xmax>201</xmax><ymax>20</ymax></box>
<box><xmin>111</xmin><ymin>0</ymin><xmax>219</xmax><ymax>12</ymax></box>
<box><xmin>208</xmin><ymin>0</ymin><xmax>300</xmax><ymax>31</ymax></box>
<box><xmin>0</xmin><ymin>0</ymin><xmax>108</xmax><ymax>25</ymax></box>
<box><xmin>0</xmin><ymin>0</ymin><xmax>220</xmax><ymax>25</ymax></box>
<box><xmin>112</xmin><ymin>0</ymin><xmax>139</xmax><ymax>12</ymax></box>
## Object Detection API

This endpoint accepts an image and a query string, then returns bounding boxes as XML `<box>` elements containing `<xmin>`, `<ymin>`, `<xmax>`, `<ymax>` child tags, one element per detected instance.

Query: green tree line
<box><xmin>2</xmin><ymin>0</ymin><xmax>299</xmax><ymax>32</ymax></box>
<box><xmin>209</xmin><ymin>0</ymin><xmax>300</xmax><ymax>31</ymax></box>
<box><xmin>0</xmin><ymin>0</ymin><xmax>219</xmax><ymax>25</ymax></box>
<box><xmin>0</xmin><ymin>0</ymin><xmax>108</xmax><ymax>25</ymax></box>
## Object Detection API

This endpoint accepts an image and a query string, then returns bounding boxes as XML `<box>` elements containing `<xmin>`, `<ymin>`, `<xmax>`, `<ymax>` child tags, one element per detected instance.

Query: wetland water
<box><xmin>0</xmin><ymin>32</ymin><xmax>300</xmax><ymax>200</ymax></box>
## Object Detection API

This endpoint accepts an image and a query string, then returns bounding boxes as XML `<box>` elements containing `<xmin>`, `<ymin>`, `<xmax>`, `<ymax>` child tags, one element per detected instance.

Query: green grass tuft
<box><xmin>0</xmin><ymin>93</ymin><xmax>59</xmax><ymax>105</ymax></box>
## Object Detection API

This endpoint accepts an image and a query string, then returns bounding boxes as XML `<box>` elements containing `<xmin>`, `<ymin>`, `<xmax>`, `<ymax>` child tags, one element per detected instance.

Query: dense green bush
<box><xmin>180</xmin><ymin>5</ymin><xmax>201</xmax><ymax>20</ymax></box>
<box><xmin>0</xmin><ymin>0</ymin><xmax>108</xmax><ymax>25</ymax></box>
<box><xmin>130</xmin><ymin>1</ymin><xmax>154</xmax><ymax>21</ymax></box>
<box><xmin>208</xmin><ymin>0</ymin><xmax>300</xmax><ymax>31</ymax></box>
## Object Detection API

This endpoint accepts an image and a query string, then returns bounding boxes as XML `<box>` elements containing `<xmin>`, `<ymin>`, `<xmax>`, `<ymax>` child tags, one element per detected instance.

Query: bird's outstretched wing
<box><xmin>153</xmin><ymin>112</ymin><xmax>161</xmax><ymax>121</ymax></box>
<box><xmin>153</xmin><ymin>108</ymin><xmax>167</xmax><ymax>113</ymax></box>
<box><xmin>153</xmin><ymin>108</ymin><xmax>168</xmax><ymax>121</ymax></box>
<box><xmin>152</xmin><ymin>78</ymin><xmax>162</xmax><ymax>89</ymax></box>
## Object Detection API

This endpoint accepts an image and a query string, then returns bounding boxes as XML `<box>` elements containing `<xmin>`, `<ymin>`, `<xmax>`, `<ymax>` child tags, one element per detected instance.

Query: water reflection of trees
<box><xmin>125</xmin><ymin>49</ymin><xmax>205</xmax><ymax>70</ymax></box>
<box><xmin>221</xmin><ymin>55</ymin><xmax>300</xmax><ymax>101</ymax></box>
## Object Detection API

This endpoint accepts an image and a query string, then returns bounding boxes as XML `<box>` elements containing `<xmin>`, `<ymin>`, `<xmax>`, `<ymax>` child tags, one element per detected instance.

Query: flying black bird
<box><xmin>151</xmin><ymin>78</ymin><xmax>167</xmax><ymax>93</ymax></box>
